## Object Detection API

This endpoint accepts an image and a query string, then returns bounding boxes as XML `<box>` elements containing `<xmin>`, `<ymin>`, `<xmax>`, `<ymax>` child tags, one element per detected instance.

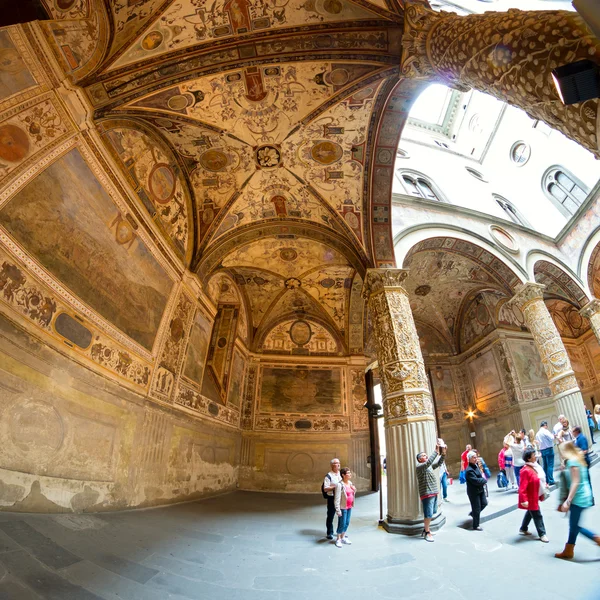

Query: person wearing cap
<box><xmin>465</xmin><ymin>450</ymin><xmax>488</xmax><ymax>531</ymax></box>
<box><xmin>415</xmin><ymin>441</ymin><xmax>446</xmax><ymax>542</ymax></box>
<box><xmin>536</xmin><ymin>421</ymin><xmax>556</xmax><ymax>485</ymax></box>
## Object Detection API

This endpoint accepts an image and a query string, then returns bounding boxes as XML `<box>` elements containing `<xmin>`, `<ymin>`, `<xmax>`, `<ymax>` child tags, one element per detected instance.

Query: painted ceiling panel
<box><xmin>108</xmin><ymin>0</ymin><xmax>391</xmax><ymax>71</ymax></box>
<box><xmin>209</xmin><ymin>168</ymin><xmax>337</xmax><ymax>242</ymax></box>
<box><xmin>227</xmin><ymin>267</ymin><xmax>285</xmax><ymax>328</ymax></box>
<box><xmin>125</xmin><ymin>62</ymin><xmax>383</xmax><ymax>146</ymax></box>
<box><xmin>221</xmin><ymin>237</ymin><xmax>347</xmax><ymax>279</ymax></box>
<box><xmin>300</xmin><ymin>265</ymin><xmax>354</xmax><ymax>330</ymax></box>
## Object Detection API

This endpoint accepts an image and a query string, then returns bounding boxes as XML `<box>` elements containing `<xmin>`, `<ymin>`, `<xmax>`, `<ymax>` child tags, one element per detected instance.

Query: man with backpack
<box><xmin>322</xmin><ymin>458</ymin><xmax>342</xmax><ymax>540</ymax></box>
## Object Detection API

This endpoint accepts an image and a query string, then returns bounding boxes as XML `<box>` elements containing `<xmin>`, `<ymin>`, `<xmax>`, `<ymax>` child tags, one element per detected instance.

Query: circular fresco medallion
<box><xmin>154</xmin><ymin>117</ymin><xmax>174</xmax><ymax>129</ymax></box>
<box><xmin>475</xmin><ymin>304</ymin><xmax>489</xmax><ymax>325</ymax></box>
<box><xmin>0</xmin><ymin>124</ymin><xmax>30</xmax><ymax>162</ymax></box>
<box><xmin>148</xmin><ymin>163</ymin><xmax>176</xmax><ymax>204</ymax></box>
<box><xmin>115</xmin><ymin>220</ymin><xmax>134</xmax><ymax>245</ymax></box>
<box><xmin>217</xmin><ymin>337</ymin><xmax>228</xmax><ymax>348</ymax></box>
<box><xmin>170</xmin><ymin>317</ymin><xmax>185</xmax><ymax>342</ymax></box>
<box><xmin>344</xmin><ymin>211</ymin><xmax>359</xmax><ymax>229</ymax></box>
<box><xmin>415</xmin><ymin>285</ymin><xmax>431</xmax><ymax>296</ymax></box>
<box><xmin>55</xmin><ymin>0</ymin><xmax>76</xmax><ymax>10</ymax></box>
<box><xmin>351</xmin><ymin>87</ymin><xmax>373</xmax><ymax>102</ymax></box>
<box><xmin>256</xmin><ymin>145</ymin><xmax>281</xmax><ymax>169</ymax></box>
<box><xmin>202</xmin><ymin>207</ymin><xmax>215</xmax><ymax>224</ymax></box>
<box><xmin>253</xmin><ymin>276</ymin><xmax>267</xmax><ymax>285</ymax></box>
<box><xmin>320</xmin><ymin>278</ymin><xmax>335</xmax><ymax>288</ymax></box>
<box><xmin>310</xmin><ymin>140</ymin><xmax>343</xmax><ymax>165</ymax></box>
<box><xmin>167</xmin><ymin>94</ymin><xmax>192</xmax><ymax>111</ymax></box>
<box><xmin>328</xmin><ymin>68</ymin><xmax>349</xmax><ymax>86</ymax></box>
<box><xmin>141</xmin><ymin>30</ymin><xmax>164</xmax><ymax>50</ymax></box>
<box><xmin>199</xmin><ymin>149</ymin><xmax>229</xmax><ymax>172</ymax></box>
<box><xmin>280</xmin><ymin>248</ymin><xmax>298</xmax><ymax>262</ymax></box>
<box><xmin>567</xmin><ymin>308</ymin><xmax>584</xmax><ymax>330</ymax></box>
<box><xmin>323</xmin><ymin>0</ymin><xmax>342</xmax><ymax>13</ymax></box>
<box><xmin>290</xmin><ymin>320</ymin><xmax>312</xmax><ymax>346</ymax></box>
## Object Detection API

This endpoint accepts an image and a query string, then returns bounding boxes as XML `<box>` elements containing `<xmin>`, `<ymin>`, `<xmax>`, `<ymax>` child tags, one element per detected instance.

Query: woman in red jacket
<box><xmin>518</xmin><ymin>448</ymin><xmax>549</xmax><ymax>542</ymax></box>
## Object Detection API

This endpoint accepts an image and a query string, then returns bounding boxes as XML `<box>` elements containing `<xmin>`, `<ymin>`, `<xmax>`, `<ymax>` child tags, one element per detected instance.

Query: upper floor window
<box><xmin>493</xmin><ymin>194</ymin><xmax>530</xmax><ymax>228</ymax></box>
<box><xmin>543</xmin><ymin>166</ymin><xmax>589</xmax><ymax>217</ymax></box>
<box><xmin>510</xmin><ymin>141</ymin><xmax>531</xmax><ymax>166</ymax></box>
<box><xmin>397</xmin><ymin>170</ymin><xmax>447</xmax><ymax>203</ymax></box>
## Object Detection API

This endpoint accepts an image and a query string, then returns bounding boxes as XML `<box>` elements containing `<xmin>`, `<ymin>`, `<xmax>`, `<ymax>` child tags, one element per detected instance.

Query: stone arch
<box><xmin>532</xmin><ymin>258</ymin><xmax>589</xmax><ymax>309</ymax></box>
<box><xmin>367</xmin><ymin>78</ymin><xmax>429</xmax><ymax>268</ymax></box>
<box><xmin>396</xmin><ymin>226</ymin><xmax>528</xmax><ymax>289</ymax></box>
<box><xmin>579</xmin><ymin>227</ymin><xmax>600</xmax><ymax>301</ymax></box>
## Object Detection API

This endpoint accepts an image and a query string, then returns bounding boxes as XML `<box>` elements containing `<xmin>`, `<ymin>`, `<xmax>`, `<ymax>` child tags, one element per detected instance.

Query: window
<box><xmin>543</xmin><ymin>166</ymin><xmax>589</xmax><ymax>217</ymax></box>
<box><xmin>493</xmin><ymin>194</ymin><xmax>530</xmax><ymax>228</ymax></box>
<box><xmin>510</xmin><ymin>141</ymin><xmax>530</xmax><ymax>166</ymax></box>
<box><xmin>396</xmin><ymin>149</ymin><xmax>409</xmax><ymax>159</ymax></box>
<box><xmin>397</xmin><ymin>170</ymin><xmax>446</xmax><ymax>202</ymax></box>
<box><xmin>465</xmin><ymin>167</ymin><xmax>488</xmax><ymax>182</ymax></box>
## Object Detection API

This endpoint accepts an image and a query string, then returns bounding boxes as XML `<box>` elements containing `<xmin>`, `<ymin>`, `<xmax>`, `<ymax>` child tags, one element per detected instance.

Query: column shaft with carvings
<box><xmin>581</xmin><ymin>299</ymin><xmax>600</xmax><ymax>345</ymax></box>
<box><xmin>363</xmin><ymin>269</ymin><xmax>444</xmax><ymax>534</ymax></box>
<box><xmin>511</xmin><ymin>283</ymin><xmax>589</xmax><ymax>441</ymax></box>
<box><xmin>401</xmin><ymin>4</ymin><xmax>600</xmax><ymax>156</ymax></box>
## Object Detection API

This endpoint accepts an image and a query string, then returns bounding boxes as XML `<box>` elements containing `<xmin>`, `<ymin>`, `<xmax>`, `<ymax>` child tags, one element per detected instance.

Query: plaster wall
<box><xmin>0</xmin><ymin>312</ymin><xmax>239</xmax><ymax>512</ymax></box>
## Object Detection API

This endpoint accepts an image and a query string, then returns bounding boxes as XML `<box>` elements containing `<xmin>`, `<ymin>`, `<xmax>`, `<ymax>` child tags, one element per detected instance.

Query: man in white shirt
<box><xmin>536</xmin><ymin>421</ymin><xmax>556</xmax><ymax>485</ymax></box>
<box><xmin>323</xmin><ymin>458</ymin><xmax>342</xmax><ymax>540</ymax></box>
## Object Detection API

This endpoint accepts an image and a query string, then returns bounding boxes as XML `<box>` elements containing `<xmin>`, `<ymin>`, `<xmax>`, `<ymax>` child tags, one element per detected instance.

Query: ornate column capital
<box><xmin>509</xmin><ymin>282</ymin><xmax>545</xmax><ymax>311</ymax></box>
<box><xmin>362</xmin><ymin>268</ymin><xmax>409</xmax><ymax>300</ymax></box>
<box><xmin>580</xmin><ymin>298</ymin><xmax>600</xmax><ymax>320</ymax></box>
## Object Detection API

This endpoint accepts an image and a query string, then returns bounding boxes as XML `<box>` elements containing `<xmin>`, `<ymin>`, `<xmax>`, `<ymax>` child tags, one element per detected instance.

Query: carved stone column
<box><xmin>401</xmin><ymin>4</ymin><xmax>600</xmax><ymax>156</ymax></box>
<box><xmin>510</xmin><ymin>283</ymin><xmax>590</xmax><ymax>441</ymax></box>
<box><xmin>363</xmin><ymin>269</ymin><xmax>443</xmax><ymax>534</ymax></box>
<box><xmin>580</xmin><ymin>299</ymin><xmax>600</xmax><ymax>345</ymax></box>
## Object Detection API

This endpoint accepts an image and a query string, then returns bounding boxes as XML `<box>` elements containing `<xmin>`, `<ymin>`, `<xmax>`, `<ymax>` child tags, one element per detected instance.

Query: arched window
<box><xmin>493</xmin><ymin>194</ymin><xmax>530</xmax><ymax>228</ymax></box>
<box><xmin>543</xmin><ymin>166</ymin><xmax>589</xmax><ymax>217</ymax></box>
<box><xmin>396</xmin><ymin>170</ymin><xmax>447</xmax><ymax>203</ymax></box>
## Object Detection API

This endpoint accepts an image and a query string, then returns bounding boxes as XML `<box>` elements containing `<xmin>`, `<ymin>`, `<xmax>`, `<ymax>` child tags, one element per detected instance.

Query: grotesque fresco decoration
<box><xmin>102</xmin><ymin>125</ymin><xmax>189</xmax><ymax>258</ymax></box>
<box><xmin>259</xmin><ymin>366</ymin><xmax>342</xmax><ymax>414</ymax></box>
<box><xmin>109</xmin><ymin>0</ymin><xmax>387</xmax><ymax>70</ymax></box>
<box><xmin>262</xmin><ymin>318</ymin><xmax>339</xmax><ymax>355</ymax></box>
<box><xmin>546</xmin><ymin>298</ymin><xmax>590</xmax><ymax>339</ymax></box>
<box><xmin>0</xmin><ymin>148</ymin><xmax>172</xmax><ymax>351</ymax></box>
<box><xmin>509</xmin><ymin>340</ymin><xmax>548</xmax><ymax>387</ymax></box>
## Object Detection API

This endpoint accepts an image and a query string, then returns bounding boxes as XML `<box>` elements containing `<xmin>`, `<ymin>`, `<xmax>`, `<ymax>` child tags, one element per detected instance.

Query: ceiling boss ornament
<box><xmin>255</xmin><ymin>145</ymin><xmax>282</xmax><ymax>169</ymax></box>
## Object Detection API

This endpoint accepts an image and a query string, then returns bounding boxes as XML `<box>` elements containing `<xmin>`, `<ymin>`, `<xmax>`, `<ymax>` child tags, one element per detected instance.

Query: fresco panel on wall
<box><xmin>0</xmin><ymin>148</ymin><xmax>173</xmax><ymax>351</ymax></box>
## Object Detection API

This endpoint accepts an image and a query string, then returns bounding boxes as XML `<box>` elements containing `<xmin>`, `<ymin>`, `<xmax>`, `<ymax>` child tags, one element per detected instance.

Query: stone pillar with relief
<box><xmin>510</xmin><ymin>283</ymin><xmax>590</xmax><ymax>441</ymax></box>
<box><xmin>363</xmin><ymin>269</ymin><xmax>444</xmax><ymax>534</ymax></box>
<box><xmin>401</xmin><ymin>3</ymin><xmax>600</xmax><ymax>157</ymax></box>
<box><xmin>580</xmin><ymin>299</ymin><xmax>600</xmax><ymax>346</ymax></box>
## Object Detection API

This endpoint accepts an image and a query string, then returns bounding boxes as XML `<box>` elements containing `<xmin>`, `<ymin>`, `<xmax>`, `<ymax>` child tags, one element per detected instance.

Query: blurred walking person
<box><xmin>555</xmin><ymin>442</ymin><xmax>599</xmax><ymax>559</ymax></box>
<box><xmin>518</xmin><ymin>448</ymin><xmax>549</xmax><ymax>543</ymax></box>
<box><xmin>466</xmin><ymin>451</ymin><xmax>487</xmax><ymax>531</ymax></box>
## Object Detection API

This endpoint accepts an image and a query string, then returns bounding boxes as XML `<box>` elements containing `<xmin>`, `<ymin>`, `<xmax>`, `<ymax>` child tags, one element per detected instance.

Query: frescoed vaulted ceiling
<box><xmin>40</xmin><ymin>0</ymin><xmax>410</xmax><ymax>353</ymax></box>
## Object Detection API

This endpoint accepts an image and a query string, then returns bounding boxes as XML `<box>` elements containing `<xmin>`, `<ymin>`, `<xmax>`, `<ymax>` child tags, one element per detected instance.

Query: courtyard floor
<box><xmin>0</xmin><ymin>455</ymin><xmax>599</xmax><ymax>600</ymax></box>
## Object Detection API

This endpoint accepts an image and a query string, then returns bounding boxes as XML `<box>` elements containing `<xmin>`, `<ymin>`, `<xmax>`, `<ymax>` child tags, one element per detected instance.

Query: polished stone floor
<box><xmin>0</xmin><ymin>460</ymin><xmax>598</xmax><ymax>600</ymax></box>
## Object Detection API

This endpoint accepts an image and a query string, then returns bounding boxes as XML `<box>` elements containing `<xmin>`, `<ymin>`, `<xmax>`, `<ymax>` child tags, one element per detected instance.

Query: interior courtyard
<box><xmin>0</xmin><ymin>0</ymin><xmax>599</xmax><ymax>597</ymax></box>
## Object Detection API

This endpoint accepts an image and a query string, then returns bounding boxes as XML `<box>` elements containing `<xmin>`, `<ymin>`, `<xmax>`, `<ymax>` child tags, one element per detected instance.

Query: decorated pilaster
<box><xmin>363</xmin><ymin>269</ymin><xmax>443</xmax><ymax>534</ymax></box>
<box><xmin>580</xmin><ymin>299</ymin><xmax>600</xmax><ymax>345</ymax></box>
<box><xmin>401</xmin><ymin>4</ymin><xmax>600</xmax><ymax>156</ymax></box>
<box><xmin>510</xmin><ymin>283</ymin><xmax>589</xmax><ymax>441</ymax></box>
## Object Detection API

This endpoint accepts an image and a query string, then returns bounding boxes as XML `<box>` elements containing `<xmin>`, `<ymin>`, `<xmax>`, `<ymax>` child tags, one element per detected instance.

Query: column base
<box><xmin>382</xmin><ymin>510</ymin><xmax>446</xmax><ymax>535</ymax></box>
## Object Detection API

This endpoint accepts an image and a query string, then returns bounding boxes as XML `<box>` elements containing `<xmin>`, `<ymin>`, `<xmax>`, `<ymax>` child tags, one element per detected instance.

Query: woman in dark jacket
<box><xmin>465</xmin><ymin>451</ymin><xmax>488</xmax><ymax>530</ymax></box>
